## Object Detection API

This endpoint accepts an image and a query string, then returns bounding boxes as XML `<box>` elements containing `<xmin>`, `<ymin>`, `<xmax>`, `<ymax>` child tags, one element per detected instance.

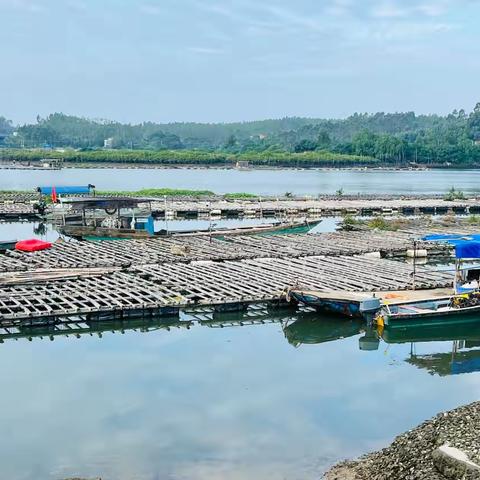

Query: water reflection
<box><xmin>4</xmin><ymin>308</ymin><xmax>480</xmax><ymax>381</ymax></box>
<box><xmin>380</xmin><ymin>321</ymin><xmax>480</xmax><ymax>376</ymax></box>
<box><xmin>283</xmin><ymin>315</ymin><xmax>363</xmax><ymax>347</ymax></box>
<box><xmin>1</xmin><ymin>309</ymin><xmax>480</xmax><ymax>480</ymax></box>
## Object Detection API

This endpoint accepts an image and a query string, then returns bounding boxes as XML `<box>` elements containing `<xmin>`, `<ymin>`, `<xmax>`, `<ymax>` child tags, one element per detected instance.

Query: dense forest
<box><xmin>1</xmin><ymin>104</ymin><xmax>480</xmax><ymax>166</ymax></box>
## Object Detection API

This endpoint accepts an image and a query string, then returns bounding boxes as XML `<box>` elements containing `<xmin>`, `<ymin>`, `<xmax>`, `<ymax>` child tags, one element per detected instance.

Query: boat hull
<box><xmin>0</xmin><ymin>240</ymin><xmax>17</xmax><ymax>252</ymax></box>
<box><xmin>59</xmin><ymin>225</ymin><xmax>152</xmax><ymax>240</ymax></box>
<box><xmin>289</xmin><ymin>290</ymin><xmax>381</xmax><ymax>320</ymax></box>
<box><xmin>377</xmin><ymin>299</ymin><xmax>480</xmax><ymax>328</ymax></box>
<box><xmin>174</xmin><ymin>219</ymin><xmax>322</xmax><ymax>237</ymax></box>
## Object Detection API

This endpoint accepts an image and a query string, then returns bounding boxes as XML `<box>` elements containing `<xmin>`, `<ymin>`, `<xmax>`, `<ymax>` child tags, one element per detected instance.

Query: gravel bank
<box><xmin>325</xmin><ymin>402</ymin><xmax>480</xmax><ymax>479</ymax></box>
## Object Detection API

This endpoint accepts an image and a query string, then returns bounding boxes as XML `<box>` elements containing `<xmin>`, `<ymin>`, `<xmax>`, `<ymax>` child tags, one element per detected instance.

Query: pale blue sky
<box><xmin>1</xmin><ymin>0</ymin><xmax>479</xmax><ymax>124</ymax></box>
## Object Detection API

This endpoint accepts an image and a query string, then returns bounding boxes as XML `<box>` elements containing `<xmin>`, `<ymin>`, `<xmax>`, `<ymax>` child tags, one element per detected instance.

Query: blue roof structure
<box><xmin>37</xmin><ymin>185</ymin><xmax>94</xmax><ymax>195</ymax></box>
<box><xmin>455</xmin><ymin>241</ymin><xmax>480</xmax><ymax>259</ymax></box>
<box><xmin>423</xmin><ymin>233</ymin><xmax>480</xmax><ymax>245</ymax></box>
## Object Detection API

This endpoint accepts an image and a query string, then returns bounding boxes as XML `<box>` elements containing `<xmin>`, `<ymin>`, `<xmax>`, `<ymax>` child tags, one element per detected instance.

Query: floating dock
<box><xmin>2</xmin><ymin>230</ymin><xmax>448</xmax><ymax>271</ymax></box>
<box><xmin>150</xmin><ymin>197</ymin><xmax>480</xmax><ymax>219</ymax></box>
<box><xmin>0</xmin><ymin>253</ymin><xmax>452</xmax><ymax>326</ymax></box>
<box><xmin>2</xmin><ymin>194</ymin><xmax>480</xmax><ymax>220</ymax></box>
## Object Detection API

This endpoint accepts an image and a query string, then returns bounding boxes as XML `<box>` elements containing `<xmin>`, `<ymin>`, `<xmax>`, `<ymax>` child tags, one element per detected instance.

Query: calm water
<box><xmin>0</xmin><ymin>312</ymin><xmax>479</xmax><ymax>480</ymax></box>
<box><xmin>1</xmin><ymin>167</ymin><xmax>480</xmax><ymax>479</ymax></box>
<box><xmin>2</xmin><ymin>167</ymin><xmax>480</xmax><ymax>195</ymax></box>
<box><xmin>0</xmin><ymin>217</ymin><xmax>337</xmax><ymax>242</ymax></box>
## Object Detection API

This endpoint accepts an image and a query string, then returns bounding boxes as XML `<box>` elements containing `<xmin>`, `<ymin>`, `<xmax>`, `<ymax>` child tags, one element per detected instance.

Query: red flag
<box><xmin>51</xmin><ymin>186</ymin><xmax>57</xmax><ymax>203</ymax></box>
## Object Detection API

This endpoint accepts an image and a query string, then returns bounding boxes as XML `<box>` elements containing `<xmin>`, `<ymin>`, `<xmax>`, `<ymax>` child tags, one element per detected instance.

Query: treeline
<box><xmin>1</xmin><ymin>103</ymin><xmax>480</xmax><ymax>165</ymax></box>
<box><xmin>0</xmin><ymin>148</ymin><xmax>375</xmax><ymax>168</ymax></box>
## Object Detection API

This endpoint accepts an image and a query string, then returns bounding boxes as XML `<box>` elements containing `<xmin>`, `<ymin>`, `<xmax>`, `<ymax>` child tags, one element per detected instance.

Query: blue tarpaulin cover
<box><xmin>455</xmin><ymin>241</ymin><xmax>480</xmax><ymax>259</ymax></box>
<box><xmin>423</xmin><ymin>233</ymin><xmax>480</xmax><ymax>245</ymax></box>
<box><xmin>38</xmin><ymin>186</ymin><xmax>92</xmax><ymax>195</ymax></box>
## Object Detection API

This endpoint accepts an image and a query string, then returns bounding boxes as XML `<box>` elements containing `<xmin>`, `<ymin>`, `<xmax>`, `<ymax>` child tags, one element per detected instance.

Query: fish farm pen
<box><xmin>1</xmin><ymin>230</ymin><xmax>448</xmax><ymax>271</ymax></box>
<box><xmin>2</xmin><ymin>194</ymin><xmax>480</xmax><ymax>220</ymax></box>
<box><xmin>0</xmin><ymin>230</ymin><xmax>454</xmax><ymax>327</ymax></box>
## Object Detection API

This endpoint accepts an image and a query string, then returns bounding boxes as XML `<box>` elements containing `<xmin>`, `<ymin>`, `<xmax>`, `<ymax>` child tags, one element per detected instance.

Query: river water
<box><xmin>2</xmin><ymin>167</ymin><xmax>480</xmax><ymax>195</ymax></box>
<box><xmin>0</xmin><ymin>313</ymin><xmax>479</xmax><ymax>480</ymax></box>
<box><xmin>1</xmin><ymin>167</ymin><xmax>480</xmax><ymax>479</ymax></box>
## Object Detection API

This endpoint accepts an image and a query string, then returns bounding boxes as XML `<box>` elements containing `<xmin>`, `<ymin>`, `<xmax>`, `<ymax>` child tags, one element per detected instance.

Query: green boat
<box><xmin>174</xmin><ymin>218</ymin><xmax>322</xmax><ymax>238</ymax></box>
<box><xmin>375</xmin><ymin>238</ymin><xmax>480</xmax><ymax>329</ymax></box>
<box><xmin>0</xmin><ymin>240</ymin><xmax>17</xmax><ymax>252</ymax></box>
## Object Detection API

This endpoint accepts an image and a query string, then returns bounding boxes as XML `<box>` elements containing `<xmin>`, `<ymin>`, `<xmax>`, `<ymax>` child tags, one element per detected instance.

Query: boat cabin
<box><xmin>454</xmin><ymin>241</ymin><xmax>480</xmax><ymax>294</ymax></box>
<box><xmin>58</xmin><ymin>197</ymin><xmax>155</xmax><ymax>239</ymax></box>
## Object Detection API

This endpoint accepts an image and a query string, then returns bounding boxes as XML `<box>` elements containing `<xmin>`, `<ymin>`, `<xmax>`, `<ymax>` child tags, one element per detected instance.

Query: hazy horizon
<box><xmin>1</xmin><ymin>0</ymin><xmax>479</xmax><ymax>124</ymax></box>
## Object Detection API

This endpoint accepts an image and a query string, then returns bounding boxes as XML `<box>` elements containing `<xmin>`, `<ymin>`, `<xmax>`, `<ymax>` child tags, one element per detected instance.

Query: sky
<box><xmin>0</xmin><ymin>0</ymin><xmax>479</xmax><ymax>124</ymax></box>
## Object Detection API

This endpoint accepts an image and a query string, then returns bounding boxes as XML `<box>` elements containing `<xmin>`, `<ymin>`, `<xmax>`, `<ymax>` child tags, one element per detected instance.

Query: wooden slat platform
<box><xmin>3</xmin><ymin>194</ymin><xmax>480</xmax><ymax>220</ymax></box>
<box><xmin>4</xmin><ymin>231</ymin><xmax>446</xmax><ymax>271</ymax></box>
<box><xmin>0</xmin><ymin>203</ymin><xmax>37</xmax><ymax>218</ymax></box>
<box><xmin>0</xmin><ymin>255</ymin><xmax>453</xmax><ymax>325</ymax></box>
<box><xmin>148</xmin><ymin>197</ymin><xmax>480</xmax><ymax>218</ymax></box>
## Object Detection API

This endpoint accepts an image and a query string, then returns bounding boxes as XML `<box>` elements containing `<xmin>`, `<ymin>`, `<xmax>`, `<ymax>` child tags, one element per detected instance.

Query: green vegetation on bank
<box><xmin>223</xmin><ymin>192</ymin><xmax>258</xmax><ymax>199</ymax></box>
<box><xmin>96</xmin><ymin>189</ymin><xmax>260</xmax><ymax>199</ymax></box>
<box><xmin>1</xmin><ymin>102</ymin><xmax>480</xmax><ymax>166</ymax></box>
<box><xmin>97</xmin><ymin>188</ymin><xmax>216</xmax><ymax>197</ymax></box>
<box><xmin>0</xmin><ymin>148</ymin><xmax>376</xmax><ymax>167</ymax></box>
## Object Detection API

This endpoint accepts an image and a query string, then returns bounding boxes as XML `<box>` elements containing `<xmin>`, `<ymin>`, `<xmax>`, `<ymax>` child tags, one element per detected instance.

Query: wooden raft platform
<box><xmin>0</xmin><ymin>256</ymin><xmax>452</xmax><ymax>325</ymax></box>
<box><xmin>3</xmin><ymin>231</ymin><xmax>446</xmax><ymax>272</ymax></box>
<box><xmin>0</xmin><ymin>202</ymin><xmax>38</xmax><ymax>219</ymax></box>
<box><xmin>149</xmin><ymin>197</ymin><xmax>480</xmax><ymax>218</ymax></box>
<box><xmin>2</xmin><ymin>195</ymin><xmax>480</xmax><ymax>220</ymax></box>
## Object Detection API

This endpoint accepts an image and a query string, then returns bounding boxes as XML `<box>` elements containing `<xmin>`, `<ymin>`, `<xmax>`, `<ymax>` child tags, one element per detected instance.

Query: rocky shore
<box><xmin>325</xmin><ymin>402</ymin><xmax>480</xmax><ymax>480</ymax></box>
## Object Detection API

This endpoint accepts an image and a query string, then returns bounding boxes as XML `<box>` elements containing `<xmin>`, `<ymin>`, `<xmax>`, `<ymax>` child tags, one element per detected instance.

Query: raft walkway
<box><xmin>0</xmin><ymin>257</ymin><xmax>452</xmax><ymax>326</ymax></box>
<box><xmin>0</xmin><ymin>254</ymin><xmax>452</xmax><ymax>326</ymax></box>
<box><xmin>152</xmin><ymin>197</ymin><xmax>480</xmax><ymax>218</ymax></box>
<box><xmin>2</xmin><ymin>194</ymin><xmax>480</xmax><ymax>220</ymax></box>
<box><xmin>1</xmin><ymin>230</ymin><xmax>448</xmax><ymax>272</ymax></box>
<box><xmin>0</xmin><ymin>229</ymin><xmax>456</xmax><ymax>326</ymax></box>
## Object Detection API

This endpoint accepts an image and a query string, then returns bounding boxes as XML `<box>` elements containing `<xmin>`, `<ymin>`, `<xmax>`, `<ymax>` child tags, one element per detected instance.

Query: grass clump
<box><xmin>468</xmin><ymin>215</ymin><xmax>480</xmax><ymax>225</ymax></box>
<box><xmin>223</xmin><ymin>192</ymin><xmax>258</xmax><ymax>199</ymax></box>
<box><xmin>367</xmin><ymin>216</ymin><xmax>399</xmax><ymax>231</ymax></box>
<box><xmin>444</xmin><ymin>186</ymin><xmax>466</xmax><ymax>201</ymax></box>
<box><xmin>341</xmin><ymin>214</ymin><xmax>363</xmax><ymax>230</ymax></box>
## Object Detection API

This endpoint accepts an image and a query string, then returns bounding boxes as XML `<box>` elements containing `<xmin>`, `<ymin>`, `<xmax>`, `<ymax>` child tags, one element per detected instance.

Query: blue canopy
<box><xmin>37</xmin><ymin>185</ymin><xmax>94</xmax><ymax>195</ymax></box>
<box><xmin>423</xmin><ymin>233</ymin><xmax>480</xmax><ymax>245</ymax></box>
<box><xmin>455</xmin><ymin>241</ymin><xmax>480</xmax><ymax>259</ymax></box>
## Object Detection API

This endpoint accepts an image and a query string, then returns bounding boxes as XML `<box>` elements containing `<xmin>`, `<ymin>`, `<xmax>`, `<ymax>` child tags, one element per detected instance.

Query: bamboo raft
<box><xmin>0</xmin><ymin>202</ymin><xmax>38</xmax><ymax>219</ymax></box>
<box><xmin>2</xmin><ymin>195</ymin><xmax>480</xmax><ymax>220</ymax></box>
<box><xmin>3</xmin><ymin>231</ymin><xmax>448</xmax><ymax>271</ymax></box>
<box><xmin>149</xmin><ymin>197</ymin><xmax>480</xmax><ymax>218</ymax></box>
<box><xmin>0</xmin><ymin>255</ymin><xmax>453</xmax><ymax>326</ymax></box>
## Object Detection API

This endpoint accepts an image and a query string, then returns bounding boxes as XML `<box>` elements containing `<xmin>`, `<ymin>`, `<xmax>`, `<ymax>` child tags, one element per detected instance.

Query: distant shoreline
<box><xmin>2</xmin><ymin>160</ymin><xmax>480</xmax><ymax>171</ymax></box>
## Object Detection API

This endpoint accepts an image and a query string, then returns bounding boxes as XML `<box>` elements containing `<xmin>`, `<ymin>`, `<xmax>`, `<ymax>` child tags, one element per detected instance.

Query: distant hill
<box><xmin>2</xmin><ymin>104</ymin><xmax>480</xmax><ymax>165</ymax></box>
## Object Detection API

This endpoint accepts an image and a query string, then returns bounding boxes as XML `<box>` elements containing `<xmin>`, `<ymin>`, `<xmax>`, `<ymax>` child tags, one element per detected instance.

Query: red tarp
<box><xmin>15</xmin><ymin>239</ymin><xmax>52</xmax><ymax>252</ymax></box>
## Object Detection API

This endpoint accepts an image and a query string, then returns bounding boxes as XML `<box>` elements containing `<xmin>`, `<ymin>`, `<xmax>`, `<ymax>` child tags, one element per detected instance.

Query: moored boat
<box><xmin>374</xmin><ymin>295</ymin><xmax>480</xmax><ymax>329</ymax></box>
<box><xmin>173</xmin><ymin>218</ymin><xmax>322</xmax><ymax>238</ymax></box>
<box><xmin>0</xmin><ymin>240</ymin><xmax>17</xmax><ymax>252</ymax></box>
<box><xmin>287</xmin><ymin>290</ymin><xmax>381</xmax><ymax>321</ymax></box>
<box><xmin>58</xmin><ymin>196</ymin><xmax>322</xmax><ymax>240</ymax></box>
<box><xmin>375</xmin><ymin>239</ymin><xmax>480</xmax><ymax>328</ymax></box>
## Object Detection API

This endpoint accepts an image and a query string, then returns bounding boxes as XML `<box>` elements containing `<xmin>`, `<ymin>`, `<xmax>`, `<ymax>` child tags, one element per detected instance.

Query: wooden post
<box><xmin>412</xmin><ymin>240</ymin><xmax>417</xmax><ymax>290</ymax></box>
